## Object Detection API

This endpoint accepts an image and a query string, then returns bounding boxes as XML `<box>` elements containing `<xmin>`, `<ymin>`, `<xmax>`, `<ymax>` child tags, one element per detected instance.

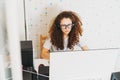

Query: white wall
<box><xmin>23</xmin><ymin>0</ymin><xmax>120</xmax><ymax>58</ymax></box>
<box><xmin>0</xmin><ymin>0</ymin><xmax>10</xmax><ymax>80</ymax></box>
<box><xmin>5</xmin><ymin>0</ymin><xmax>24</xmax><ymax>80</ymax></box>
<box><xmin>0</xmin><ymin>0</ymin><xmax>24</xmax><ymax>79</ymax></box>
<box><xmin>18</xmin><ymin>0</ymin><xmax>25</xmax><ymax>40</ymax></box>
<box><xmin>0</xmin><ymin>1</ymin><xmax>7</xmax><ymax>80</ymax></box>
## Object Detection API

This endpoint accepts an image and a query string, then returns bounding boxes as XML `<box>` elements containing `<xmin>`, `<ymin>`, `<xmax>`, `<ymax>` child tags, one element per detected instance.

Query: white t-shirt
<box><xmin>43</xmin><ymin>36</ymin><xmax>87</xmax><ymax>52</ymax></box>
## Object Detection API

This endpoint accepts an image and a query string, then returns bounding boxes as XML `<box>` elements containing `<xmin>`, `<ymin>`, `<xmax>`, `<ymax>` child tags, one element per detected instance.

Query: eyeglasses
<box><xmin>60</xmin><ymin>23</ymin><xmax>74</xmax><ymax>29</ymax></box>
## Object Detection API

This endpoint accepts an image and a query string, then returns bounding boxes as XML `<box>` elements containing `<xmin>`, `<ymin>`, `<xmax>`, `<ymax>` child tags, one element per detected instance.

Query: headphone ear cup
<box><xmin>56</xmin><ymin>23</ymin><xmax>60</xmax><ymax>28</ymax></box>
<box><xmin>72</xmin><ymin>23</ymin><xmax>75</xmax><ymax>27</ymax></box>
<box><xmin>72</xmin><ymin>22</ymin><xmax>75</xmax><ymax>27</ymax></box>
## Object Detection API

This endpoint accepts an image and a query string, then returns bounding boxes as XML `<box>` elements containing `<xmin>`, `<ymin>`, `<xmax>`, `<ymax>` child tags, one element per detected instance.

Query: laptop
<box><xmin>50</xmin><ymin>49</ymin><xmax>119</xmax><ymax>80</ymax></box>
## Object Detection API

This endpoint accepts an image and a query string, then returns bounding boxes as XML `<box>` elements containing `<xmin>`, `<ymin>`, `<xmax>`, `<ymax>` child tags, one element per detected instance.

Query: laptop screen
<box><xmin>50</xmin><ymin>49</ymin><xmax>119</xmax><ymax>80</ymax></box>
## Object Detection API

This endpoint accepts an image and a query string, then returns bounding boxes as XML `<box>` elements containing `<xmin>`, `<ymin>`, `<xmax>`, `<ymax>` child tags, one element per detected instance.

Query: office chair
<box><xmin>39</xmin><ymin>35</ymin><xmax>49</xmax><ymax>80</ymax></box>
<box><xmin>40</xmin><ymin>34</ymin><xmax>47</xmax><ymax>58</ymax></box>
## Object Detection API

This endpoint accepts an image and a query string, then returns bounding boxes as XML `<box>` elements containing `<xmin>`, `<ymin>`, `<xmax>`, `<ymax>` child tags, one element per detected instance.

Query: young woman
<box><xmin>40</xmin><ymin>11</ymin><xmax>88</xmax><ymax>60</ymax></box>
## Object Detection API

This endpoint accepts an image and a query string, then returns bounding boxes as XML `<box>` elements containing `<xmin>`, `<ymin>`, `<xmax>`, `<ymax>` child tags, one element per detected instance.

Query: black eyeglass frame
<box><xmin>56</xmin><ymin>23</ymin><xmax>75</xmax><ymax>29</ymax></box>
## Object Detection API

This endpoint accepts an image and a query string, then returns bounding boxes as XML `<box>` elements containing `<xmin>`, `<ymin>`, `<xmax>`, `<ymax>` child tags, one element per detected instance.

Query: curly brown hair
<box><xmin>49</xmin><ymin>11</ymin><xmax>83</xmax><ymax>50</ymax></box>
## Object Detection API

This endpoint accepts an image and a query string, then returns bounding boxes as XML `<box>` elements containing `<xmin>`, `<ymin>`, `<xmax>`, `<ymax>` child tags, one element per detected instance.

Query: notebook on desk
<box><xmin>50</xmin><ymin>49</ymin><xmax>119</xmax><ymax>80</ymax></box>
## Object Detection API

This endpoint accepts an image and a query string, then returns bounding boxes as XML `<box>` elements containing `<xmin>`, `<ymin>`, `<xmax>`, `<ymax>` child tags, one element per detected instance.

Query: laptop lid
<box><xmin>50</xmin><ymin>49</ymin><xmax>119</xmax><ymax>80</ymax></box>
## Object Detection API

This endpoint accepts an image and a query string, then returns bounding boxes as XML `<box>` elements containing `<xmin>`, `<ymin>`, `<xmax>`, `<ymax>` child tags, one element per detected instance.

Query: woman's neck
<box><xmin>63</xmin><ymin>34</ymin><xmax>68</xmax><ymax>39</ymax></box>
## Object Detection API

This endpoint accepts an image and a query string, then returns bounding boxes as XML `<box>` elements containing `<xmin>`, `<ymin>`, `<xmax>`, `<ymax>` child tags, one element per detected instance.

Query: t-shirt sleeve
<box><xmin>43</xmin><ymin>37</ymin><xmax>52</xmax><ymax>50</ymax></box>
<box><xmin>78</xmin><ymin>36</ymin><xmax>87</xmax><ymax>47</ymax></box>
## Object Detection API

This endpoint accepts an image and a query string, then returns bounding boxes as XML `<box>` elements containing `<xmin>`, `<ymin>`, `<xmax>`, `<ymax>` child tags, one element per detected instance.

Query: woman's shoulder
<box><xmin>78</xmin><ymin>34</ymin><xmax>87</xmax><ymax>46</ymax></box>
<box><xmin>78</xmin><ymin>34</ymin><xmax>83</xmax><ymax>39</ymax></box>
<box><xmin>43</xmin><ymin>35</ymin><xmax>52</xmax><ymax>50</ymax></box>
<box><xmin>78</xmin><ymin>35</ymin><xmax>85</xmax><ymax>41</ymax></box>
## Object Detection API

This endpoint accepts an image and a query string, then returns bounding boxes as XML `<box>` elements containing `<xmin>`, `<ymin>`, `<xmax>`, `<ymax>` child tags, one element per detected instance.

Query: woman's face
<box><xmin>60</xmin><ymin>18</ymin><xmax>73</xmax><ymax>36</ymax></box>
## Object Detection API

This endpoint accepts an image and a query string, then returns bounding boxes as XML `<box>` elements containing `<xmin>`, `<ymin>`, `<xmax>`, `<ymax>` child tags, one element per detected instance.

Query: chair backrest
<box><xmin>40</xmin><ymin>35</ymin><xmax>47</xmax><ymax>57</ymax></box>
